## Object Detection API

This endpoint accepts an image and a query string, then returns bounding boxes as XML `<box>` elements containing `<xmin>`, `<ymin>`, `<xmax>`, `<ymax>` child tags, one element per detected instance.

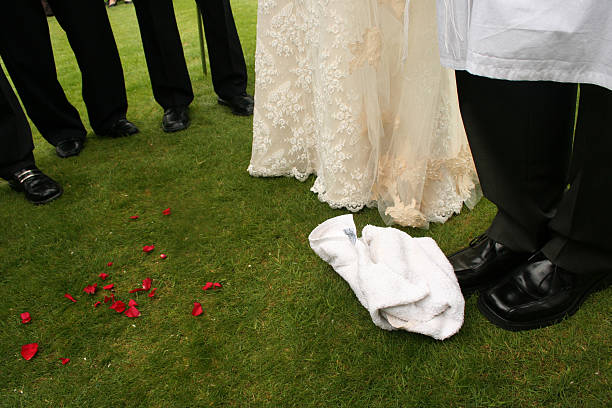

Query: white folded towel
<box><xmin>309</xmin><ymin>215</ymin><xmax>464</xmax><ymax>340</ymax></box>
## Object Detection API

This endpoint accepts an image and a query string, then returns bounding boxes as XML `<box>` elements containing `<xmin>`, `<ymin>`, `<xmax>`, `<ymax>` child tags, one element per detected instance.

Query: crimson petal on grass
<box><xmin>110</xmin><ymin>300</ymin><xmax>126</xmax><ymax>313</ymax></box>
<box><xmin>104</xmin><ymin>295</ymin><xmax>112</xmax><ymax>303</ymax></box>
<box><xmin>129</xmin><ymin>288</ymin><xmax>147</xmax><ymax>294</ymax></box>
<box><xmin>128</xmin><ymin>299</ymin><xmax>138</xmax><ymax>307</ymax></box>
<box><xmin>83</xmin><ymin>283</ymin><xmax>97</xmax><ymax>295</ymax></box>
<box><xmin>142</xmin><ymin>278</ymin><xmax>152</xmax><ymax>291</ymax></box>
<box><xmin>143</xmin><ymin>245</ymin><xmax>155</xmax><ymax>253</ymax></box>
<box><xmin>130</xmin><ymin>215</ymin><xmax>139</xmax><ymax>220</ymax></box>
<box><xmin>20</xmin><ymin>312</ymin><xmax>31</xmax><ymax>324</ymax></box>
<box><xmin>202</xmin><ymin>282</ymin><xmax>213</xmax><ymax>291</ymax></box>
<box><xmin>94</xmin><ymin>301</ymin><xmax>102</xmax><ymax>308</ymax></box>
<box><xmin>162</xmin><ymin>208</ymin><xmax>171</xmax><ymax>215</ymax></box>
<box><xmin>124</xmin><ymin>306</ymin><xmax>141</xmax><ymax>318</ymax></box>
<box><xmin>148</xmin><ymin>288</ymin><xmax>157</xmax><ymax>298</ymax></box>
<box><xmin>213</xmin><ymin>283</ymin><xmax>222</xmax><ymax>289</ymax></box>
<box><xmin>192</xmin><ymin>302</ymin><xmax>203</xmax><ymax>316</ymax></box>
<box><xmin>160</xmin><ymin>254</ymin><xmax>167</xmax><ymax>260</ymax></box>
<box><xmin>103</xmin><ymin>283</ymin><xmax>114</xmax><ymax>290</ymax></box>
<box><xmin>107</xmin><ymin>262</ymin><xmax>113</xmax><ymax>267</ymax></box>
<box><xmin>99</xmin><ymin>272</ymin><xmax>109</xmax><ymax>280</ymax></box>
<box><xmin>60</xmin><ymin>358</ymin><xmax>70</xmax><ymax>365</ymax></box>
<box><xmin>21</xmin><ymin>343</ymin><xmax>38</xmax><ymax>360</ymax></box>
<box><xmin>64</xmin><ymin>293</ymin><xmax>77</xmax><ymax>302</ymax></box>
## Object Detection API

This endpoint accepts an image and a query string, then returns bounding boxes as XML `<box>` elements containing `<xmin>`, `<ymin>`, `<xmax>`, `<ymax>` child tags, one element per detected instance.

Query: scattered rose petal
<box><xmin>94</xmin><ymin>301</ymin><xmax>102</xmax><ymax>308</ymax></box>
<box><xmin>160</xmin><ymin>254</ymin><xmax>167</xmax><ymax>260</ymax></box>
<box><xmin>20</xmin><ymin>312</ymin><xmax>31</xmax><ymax>324</ymax></box>
<box><xmin>103</xmin><ymin>284</ymin><xmax>114</xmax><ymax>290</ymax></box>
<box><xmin>202</xmin><ymin>282</ymin><xmax>214</xmax><ymax>291</ymax></box>
<box><xmin>83</xmin><ymin>283</ymin><xmax>97</xmax><ymax>295</ymax></box>
<box><xmin>148</xmin><ymin>288</ymin><xmax>157</xmax><ymax>298</ymax></box>
<box><xmin>162</xmin><ymin>208</ymin><xmax>171</xmax><ymax>215</ymax></box>
<box><xmin>60</xmin><ymin>358</ymin><xmax>70</xmax><ymax>365</ymax></box>
<box><xmin>128</xmin><ymin>299</ymin><xmax>138</xmax><ymax>307</ymax></box>
<box><xmin>129</xmin><ymin>215</ymin><xmax>139</xmax><ymax>220</ymax></box>
<box><xmin>21</xmin><ymin>343</ymin><xmax>38</xmax><ymax>360</ymax></box>
<box><xmin>124</xmin><ymin>306</ymin><xmax>141</xmax><ymax>318</ymax></box>
<box><xmin>64</xmin><ymin>293</ymin><xmax>77</xmax><ymax>303</ymax></box>
<box><xmin>192</xmin><ymin>302</ymin><xmax>203</xmax><ymax>316</ymax></box>
<box><xmin>213</xmin><ymin>282</ymin><xmax>223</xmax><ymax>289</ymax></box>
<box><xmin>143</xmin><ymin>245</ymin><xmax>155</xmax><ymax>253</ymax></box>
<box><xmin>142</xmin><ymin>278</ymin><xmax>152</xmax><ymax>291</ymax></box>
<box><xmin>109</xmin><ymin>301</ymin><xmax>126</xmax><ymax>313</ymax></box>
<box><xmin>107</xmin><ymin>262</ymin><xmax>113</xmax><ymax>267</ymax></box>
<box><xmin>111</xmin><ymin>294</ymin><xmax>116</xmax><ymax>302</ymax></box>
<box><xmin>98</xmin><ymin>273</ymin><xmax>109</xmax><ymax>280</ymax></box>
<box><xmin>128</xmin><ymin>288</ymin><xmax>146</xmax><ymax>294</ymax></box>
<box><xmin>104</xmin><ymin>296</ymin><xmax>112</xmax><ymax>303</ymax></box>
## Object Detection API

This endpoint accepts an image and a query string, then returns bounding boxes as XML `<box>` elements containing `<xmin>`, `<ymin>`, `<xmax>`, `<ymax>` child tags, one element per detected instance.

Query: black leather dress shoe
<box><xmin>448</xmin><ymin>234</ymin><xmax>531</xmax><ymax>295</ymax></box>
<box><xmin>217</xmin><ymin>93</ymin><xmax>254</xmax><ymax>116</ymax></box>
<box><xmin>98</xmin><ymin>117</ymin><xmax>139</xmax><ymax>138</ymax></box>
<box><xmin>8</xmin><ymin>167</ymin><xmax>63</xmax><ymax>205</ymax></box>
<box><xmin>56</xmin><ymin>138</ymin><xmax>84</xmax><ymax>158</ymax></box>
<box><xmin>162</xmin><ymin>106</ymin><xmax>190</xmax><ymax>133</ymax></box>
<box><xmin>478</xmin><ymin>253</ymin><xmax>612</xmax><ymax>331</ymax></box>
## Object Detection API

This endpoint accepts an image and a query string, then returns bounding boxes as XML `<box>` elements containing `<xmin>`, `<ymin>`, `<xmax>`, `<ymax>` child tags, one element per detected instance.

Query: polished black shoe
<box><xmin>217</xmin><ymin>93</ymin><xmax>254</xmax><ymax>116</ymax></box>
<box><xmin>56</xmin><ymin>138</ymin><xmax>84</xmax><ymax>158</ymax></box>
<box><xmin>478</xmin><ymin>253</ymin><xmax>612</xmax><ymax>331</ymax></box>
<box><xmin>8</xmin><ymin>167</ymin><xmax>63</xmax><ymax>205</ymax></box>
<box><xmin>162</xmin><ymin>106</ymin><xmax>190</xmax><ymax>133</ymax></box>
<box><xmin>98</xmin><ymin>117</ymin><xmax>139</xmax><ymax>138</ymax></box>
<box><xmin>448</xmin><ymin>234</ymin><xmax>532</xmax><ymax>296</ymax></box>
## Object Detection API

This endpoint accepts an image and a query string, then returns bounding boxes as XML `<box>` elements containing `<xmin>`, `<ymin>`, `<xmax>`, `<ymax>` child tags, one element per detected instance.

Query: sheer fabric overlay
<box><xmin>248</xmin><ymin>0</ymin><xmax>481</xmax><ymax>228</ymax></box>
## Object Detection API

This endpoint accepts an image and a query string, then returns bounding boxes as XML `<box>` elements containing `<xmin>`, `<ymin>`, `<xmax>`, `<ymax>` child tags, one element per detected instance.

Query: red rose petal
<box><xmin>64</xmin><ymin>293</ymin><xmax>77</xmax><ymax>303</ymax></box>
<box><xmin>160</xmin><ymin>254</ymin><xmax>167</xmax><ymax>259</ymax></box>
<box><xmin>142</xmin><ymin>245</ymin><xmax>155</xmax><ymax>253</ymax></box>
<box><xmin>98</xmin><ymin>273</ymin><xmax>109</xmax><ymax>280</ymax></box>
<box><xmin>104</xmin><ymin>295</ymin><xmax>111</xmax><ymax>303</ymax></box>
<box><xmin>130</xmin><ymin>215</ymin><xmax>139</xmax><ymax>220</ymax></box>
<box><xmin>60</xmin><ymin>358</ymin><xmax>70</xmax><ymax>365</ymax></box>
<box><xmin>142</xmin><ymin>278</ymin><xmax>152</xmax><ymax>291</ymax></box>
<box><xmin>103</xmin><ymin>283</ymin><xmax>114</xmax><ymax>290</ymax></box>
<box><xmin>202</xmin><ymin>282</ymin><xmax>214</xmax><ymax>291</ymax></box>
<box><xmin>109</xmin><ymin>300</ymin><xmax>126</xmax><ymax>313</ymax></box>
<box><xmin>94</xmin><ymin>301</ymin><xmax>102</xmax><ymax>308</ymax></box>
<box><xmin>21</xmin><ymin>343</ymin><xmax>38</xmax><ymax>360</ymax></box>
<box><xmin>107</xmin><ymin>262</ymin><xmax>113</xmax><ymax>267</ymax></box>
<box><xmin>128</xmin><ymin>299</ymin><xmax>138</xmax><ymax>307</ymax></box>
<box><xmin>213</xmin><ymin>282</ymin><xmax>223</xmax><ymax>289</ymax></box>
<box><xmin>124</xmin><ymin>306</ymin><xmax>141</xmax><ymax>318</ymax></box>
<box><xmin>148</xmin><ymin>288</ymin><xmax>157</xmax><ymax>298</ymax></box>
<box><xmin>20</xmin><ymin>312</ymin><xmax>31</xmax><ymax>324</ymax></box>
<box><xmin>162</xmin><ymin>207</ymin><xmax>171</xmax><ymax>215</ymax></box>
<box><xmin>83</xmin><ymin>283</ymin><xmax>97</xmax><ymax>295</ymax></box>
<box><xmin>129</xmin><ymin>288</ymin><xmax>146</xmax><ymax>294</ymax></box>
<box><xmin>192</xmin><ymin>302</ymin><xmax>203</xmax><ymax>316</ymax></box>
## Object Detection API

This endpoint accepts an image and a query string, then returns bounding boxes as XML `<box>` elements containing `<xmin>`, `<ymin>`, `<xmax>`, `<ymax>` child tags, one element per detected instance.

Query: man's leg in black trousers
<box><xmin>542</xmin><ymin>84</ymin><xmax>612</xmax><ymax>275</ymax></box>
<box><xmin>0</xmin><ymin>0</ymin><xmax>86</xmax><ymax>147</ymax></box>
<box><xmin>455</xmin><ymin>71</ymin><xmax>576</xmax><ymax>253</ymax></box>
<box><xmin>0</xmin><ymin>67</ymin><xmax>62</xmax><ymax>204</ymax></box>
<box><xmin>195</xmin><ymin>0</ymin><xmax>247</xmax><ymax>99</ymax></box>
<box><xmin>47</xmin><ymin>0</ymin><xmax>128</xmax><ymax>134</ymax></box>
<box><xmin>132</xmin><ymin>0</ymin><xmax>194</xmax><ymax>110</ymax></box>
<box><xmin>0</xmin><ymin>68</ymin><xmax>35</xmax><ymax>179</ymax></box>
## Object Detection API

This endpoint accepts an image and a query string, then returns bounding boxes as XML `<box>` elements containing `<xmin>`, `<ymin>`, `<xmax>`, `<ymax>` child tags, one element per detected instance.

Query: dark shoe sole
<box><xmin>217</xmin><ymin>99</ymin><xmax>252</xmax><ymax>116</ymax></box>
<box><xmin>56</xmin><ymin>141</ymin><xmax>85</xmax><ymax>158</ymax></box>
<box><xmin>10</xmin><ymin>183</ymin><xmax>63</xmax><ymax>205</ymax></box>
<box><xmin>477</xmin><ymin>273</ymin><xmax>612</xmax><ymax>331</ymax></box>
<box><xmin>162</xmin><ymin>120</ymin><xmax>190</xmax><ymax>133</ymax></box>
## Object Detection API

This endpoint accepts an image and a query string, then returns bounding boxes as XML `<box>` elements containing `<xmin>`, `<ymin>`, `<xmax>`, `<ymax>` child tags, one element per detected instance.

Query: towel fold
<box><xmin>309</xmin><ymin>214</ymin><xmax>464</xmax><ymax>340</ymax></box>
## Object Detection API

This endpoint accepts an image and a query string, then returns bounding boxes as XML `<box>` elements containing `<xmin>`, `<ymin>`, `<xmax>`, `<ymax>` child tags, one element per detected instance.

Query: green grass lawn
<box><xmin>0</xmin><ymin>1</ymin><xmax>610</xmax><ymax>406</ymax></box>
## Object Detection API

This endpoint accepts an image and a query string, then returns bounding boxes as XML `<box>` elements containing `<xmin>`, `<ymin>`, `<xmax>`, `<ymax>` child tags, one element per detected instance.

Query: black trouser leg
<box><xmin>0</xmin><ymin>67</ymin><xmax>35</xmax><ymax>180</ymax></box>
<box><xmin>195</xmin><ymin>0</ymin><xmax>247</xmax><ymax>99</ymax></box>
<box><xmin>47</xmin><ymin>0</ymin><xmax>128</xmax><ymax>134</ymax></box>
<box><xmin>0</xmin><ymin>0</ymin><xmax>86</xmax><ymax>146</ymax></box>
<box><xmin>542</xmin><ymin>84</ymin><xmax>612</xmax><ymax>274</ymax></box>
<box><xmin>455</xmin><ymin>71</ymin><xmax>576</xmax><ymax>253</ymax></box>
<box><xmin>132</xmin><ymin>0</ymin><xmax>194</xmax><ymax>110</ymax></box>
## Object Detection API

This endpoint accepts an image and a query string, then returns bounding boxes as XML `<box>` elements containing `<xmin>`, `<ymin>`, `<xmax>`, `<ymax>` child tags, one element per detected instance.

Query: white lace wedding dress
<box><xmin>248</xmin><ymin>0</ymin><xmax>481</xmax><ymax>228</ymax></box>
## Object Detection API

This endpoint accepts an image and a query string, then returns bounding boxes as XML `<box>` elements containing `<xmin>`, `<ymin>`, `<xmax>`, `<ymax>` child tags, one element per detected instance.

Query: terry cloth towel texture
<box><xmin>309</xmin><ymin>215</ymin><xmax>464</xmax><ymax>340</ymax></box>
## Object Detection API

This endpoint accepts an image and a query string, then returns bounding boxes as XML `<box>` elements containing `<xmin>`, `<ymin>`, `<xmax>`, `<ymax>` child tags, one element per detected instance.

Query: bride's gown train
<box><xmin>248</xmin><ymin>0</ymin><xmax>481</xmax><ymax>228</ymax></box>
